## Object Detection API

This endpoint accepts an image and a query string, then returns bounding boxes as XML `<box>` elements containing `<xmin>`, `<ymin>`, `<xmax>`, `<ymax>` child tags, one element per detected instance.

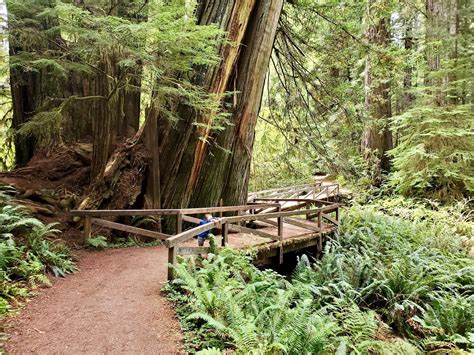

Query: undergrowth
<box><xmin>0</xmin><ymin>186</ymin><xmax>76</xmax><ymax>317</ymax></box>
<box><xmin>165</xmin><ymin>197</ymin><xmax>474</xmax><ymax>354</ymax></box>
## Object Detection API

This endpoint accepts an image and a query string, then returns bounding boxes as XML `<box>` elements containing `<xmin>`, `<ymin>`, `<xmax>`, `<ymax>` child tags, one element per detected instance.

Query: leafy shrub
<box><xmin>167</xmin><ymin>199</ymin><xmax>474</xmax><ymax>353</ymax></box>
<box><xmin>86</xmin><ymin>236</ymin><xmax>108</xmax><ymax>250</ymax></box>
<box><xmin>0</xmin><ymin>188</ymin><xmax>76</xmax><ymax>316</ymax></box>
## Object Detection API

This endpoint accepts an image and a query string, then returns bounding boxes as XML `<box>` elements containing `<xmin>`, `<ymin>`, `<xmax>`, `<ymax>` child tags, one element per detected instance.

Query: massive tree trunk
<box><xmin>7</xmin><ymin>0</ymin><xmax>62</xmax><ymax>167</ymax></box>
<box><xmin>191</xmin><ymin>0</ymin><xmax>284</xmax><ymax>207</ymax></box>
<box><xmin>153</xmin><ymin>0</ymin><xmax>283</xmax><ymax>211</ymax></box>
<box><xmin>361</xmin><ymin>0</ymin><xmax>393</xmax><ymax>174</ymax></box>
<box><xmin>8</xmin><ymin>0</ymin><xmax>141</xmax><ymax>170</ymax></box>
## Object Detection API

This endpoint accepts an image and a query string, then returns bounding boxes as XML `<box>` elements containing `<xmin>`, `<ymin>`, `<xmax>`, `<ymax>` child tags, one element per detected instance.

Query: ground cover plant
<box><xmin>166</xmin><ymin>198</ymin><xmax>474</xmax><ymax>353</ymax></box>
<box><xmin>0</xmin><ymin>187</ymin><xmax>76</xmax><ymax>316</ymax></box>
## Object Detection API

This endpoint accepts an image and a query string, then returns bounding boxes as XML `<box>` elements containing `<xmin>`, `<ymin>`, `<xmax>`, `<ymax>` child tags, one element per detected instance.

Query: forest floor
<box><xmin>3</xmin><ymin>246</ymin><xmax>182</xmax><ymax>354</ymax></box>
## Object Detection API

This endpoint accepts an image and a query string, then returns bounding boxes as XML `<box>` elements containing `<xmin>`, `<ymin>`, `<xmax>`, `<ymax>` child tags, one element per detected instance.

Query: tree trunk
<box><xmin>191</xmin><ymin>0</ymin><xmax>284</xmax><ymax>207</ymax></box>
<box><xmin>154</xmin><ymin>0</ymin><xmax>283</xmax><ymax>212</ymax></box>
<box><xmin>7</xmin><ymin>0</ymin><xmax>61</xmax><ymax>167</ymax></box>
<box><xmin>361</xmin><ymin>0</ymin><xmax>393</xmax><ymax>174</ymax></box>
<box><xmin>155</xmin><ymin>0</ymin><xmax>259</xmax><ymax>211</ymax></box>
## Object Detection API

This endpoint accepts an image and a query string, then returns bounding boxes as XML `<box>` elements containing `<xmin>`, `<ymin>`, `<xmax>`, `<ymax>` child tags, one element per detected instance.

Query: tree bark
<box><xmin>154</xmin><ymin>0</ymin><xmax>283</xmax><ymax>212</ymax></box>
<box><xmin>7</xmin><ymin>0</ymin><xmax>62</xmax><ymax>167</ymax></box>
<box><xmin>154</xmin><ymin>0</ymin><xmax>258</xmax><ymax>209</ymax></box>
<box><xmin>361</xmin><ymin>0</ymin><xmax>393</xmax><ymax>174</ymax></box>
<box><xmin>191</xmin><ymin>0</ymin><xmax>284</xmax><ymax>207</ymax></box>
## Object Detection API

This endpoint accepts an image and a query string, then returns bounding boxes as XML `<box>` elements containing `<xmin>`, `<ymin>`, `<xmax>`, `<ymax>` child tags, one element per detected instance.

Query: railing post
<box><xmin>335</xmin><ymin>206</ymin><xmax>339</xmax><ymax>223</ymax></box>
<box><xmin>219</xmin><ymin>199</ymin><xmax>224</xmax><ymax>218</ymax></box>
<box><xmin>168</xmin><ymin>246</ymin><xmax>176</xmax><ymax>281</ymax></box>
<box><xmin>221</xmin><ymin>222</ymin><xmax>228</xmax><ymax>247</ymax></box>
<box><xmin>168</xmin><ymin>213</ymin><xmax>182</xmax><ymax>281</ymax></box>
<box><xmin>176</xmin><ymin>213</ymin><xmax>182</xmax><ymax>234</ymax></box>
<box><xmin>83</xmin><ymin>216</ymin><xmax>91</xmax><ymax>244</ymax></box>
<box><xmin>277</xmin><ymin>205</ymin><xmax>284</xmax><ymax>264</ymax></box>
<box><xmin>237</xmin><ymin>210</ymin><xmax>242</xmax><ymax>227</ymax></box>
<box><xmin>317</xmin><ymin>210</ymin><xmax>322</xmax><ymax>229</ymax></box>
<box><xmin>305</xmin><ymin>202</ymin><xmax>310</xmax><ymax>220</ymax></box>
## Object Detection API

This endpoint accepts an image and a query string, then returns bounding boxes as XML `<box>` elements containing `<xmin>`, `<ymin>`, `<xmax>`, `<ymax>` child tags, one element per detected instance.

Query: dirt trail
<box><xmin>4</xmin><ymin>246</ymin><xmax>182</xmax><ymax>354</ymax></box>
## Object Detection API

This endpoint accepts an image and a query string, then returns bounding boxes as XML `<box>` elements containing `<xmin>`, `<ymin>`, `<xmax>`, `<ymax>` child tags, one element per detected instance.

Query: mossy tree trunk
<box><xmin>361</xmin><ymin>0</ymin><xmax>393</xmax><ymax>174</ymax></box>
<box><xmin>7</xmin><ymin>0</ymin><xmax>62</xmax><ymax>167</ymax></box>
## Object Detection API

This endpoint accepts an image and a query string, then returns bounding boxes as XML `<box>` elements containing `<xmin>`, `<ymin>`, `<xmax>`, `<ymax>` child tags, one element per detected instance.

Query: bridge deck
<box><xmin>70</xmin><ymin>182</ymin><xmax>341</xmax><ymax>280</ymax></box>
<box><xmin>180</xmin><ymin>219</ymin><xmax>334</xmax><ymax>250</ymax></box>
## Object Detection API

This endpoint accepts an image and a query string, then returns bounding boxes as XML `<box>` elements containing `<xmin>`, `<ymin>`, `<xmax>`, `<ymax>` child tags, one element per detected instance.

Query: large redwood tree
<box><xmin>153</xmin><ymin>0</ymin><xmax>283</xmax><ymax>210</ymax></box>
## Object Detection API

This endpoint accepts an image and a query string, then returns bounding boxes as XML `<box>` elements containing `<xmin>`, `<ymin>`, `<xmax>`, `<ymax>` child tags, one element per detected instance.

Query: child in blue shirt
<box><xmin>197</xmin><ymin>213</ymin><xmax>215</xmax><ymax>246</ymax></box>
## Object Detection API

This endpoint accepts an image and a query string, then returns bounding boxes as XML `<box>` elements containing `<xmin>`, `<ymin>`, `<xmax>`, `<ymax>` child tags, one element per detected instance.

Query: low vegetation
<box><xmin>0</xmin><ymin>187</ymin><xmax>76</xmax><ymax>316</ymax></box>
<box><xmin>166</xmin><ymin>198</ymin><xmax>474</xmax><ymax>353</ymax></box>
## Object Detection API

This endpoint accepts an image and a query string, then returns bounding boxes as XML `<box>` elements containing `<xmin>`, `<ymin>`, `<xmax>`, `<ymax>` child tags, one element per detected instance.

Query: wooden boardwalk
<box><xmin>71</xmin><ymin>182</ymin><xmax>341</xmax><ymax>280</ymax></box>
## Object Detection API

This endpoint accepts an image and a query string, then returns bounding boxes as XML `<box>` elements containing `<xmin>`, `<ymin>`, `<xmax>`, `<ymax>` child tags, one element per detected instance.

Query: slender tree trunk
<box><xmin>402</xmin><ymin>23</ymin><xmax>414</xmax><ymax>111</ymax></box>
<box><xmin>361</xmin><ymin>0</ymin><xmax>393</xmax><ymax>174</ymax></box>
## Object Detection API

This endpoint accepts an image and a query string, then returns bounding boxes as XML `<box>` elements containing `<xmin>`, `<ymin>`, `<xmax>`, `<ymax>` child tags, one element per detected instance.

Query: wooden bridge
<box><xmin>71</xmin><ymin>182</ymin><xmax>341</xmax><ymax>280</ymax></box>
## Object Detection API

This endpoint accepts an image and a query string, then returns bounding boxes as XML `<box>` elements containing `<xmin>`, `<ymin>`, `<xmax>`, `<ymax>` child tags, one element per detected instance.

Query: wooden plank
<box><xmin>254</xmin><ymin>198</ymin><xmax>317</xmax><ymax>202</ymax></box>
<box><xmin>248</xmin><ymin>183</ymin><xmax>317</xmax><ymax>197</ymax></box>
<box><xmin>227</xmin><ymin>223</ymin><xmax>278</xmax><ymax>240</ymax></box>
<box><xmin>256</xmin><ymin>201</ymin><xmax>308</xmax><ymax>214</ymax></box>
<box><xmin>182</xmin><ymin>215</ymin><xmax>201</xmax><ymax>224</ymax></box>
<box><xmin>307</xmin><ymin>205</ymin><xmax>339</xmax><ymax>219</ymax></box>
<box><xmin>91</xmin><ymin>218</ymin><xmax>171</xmax><ymax>240</ymax></box>
<box><xmin>176</xmin><ymin>203</ymin><xmax>280</xmax><ymax>215</ymax></box>
<box><xmin>166</xmin><ymin>219</ymin><xmax>222</xmax><ymax>247</ymax></box>
<box><xmin>222</xmin><ymin>223</ymin><xmax>229</xmax><ymax>246</ymax></box>
<box><xmin>177</xmin><ymin>246</ymin><xmax>211</xmax><ymax>256</ymax></box>
<box><xmin>277</xmin><ymin>206</ymin><xmax>284</xmax><ymax>264</ymax></box>
<box><xmin>224</xmin><ymin>205</ymin><xmax>339</xmax><ymax>224</ymax></box>
<box><xmin>176</xmin><ymin>213</ymin><xmax>182</xmax><ymax>234</ymax></box>
<box><xmin>258</xmin><ymin>219</ymin><xmax>278</xmax><ymax>227</ymax></box>
<box><xmin>73</xmin><ymin>209</ymin><xmax>182</xmax><ymax>217</ymax></box>
<box><xmin>322</xmin><ymin>213</ymin><xmax>340</xmax><ymax>226</ymax></box>
<box><xmin>257</xmin><ymin>217</ymin><xmax>321</xmax><ymax>232</ymax></box>
<box><xmin>284</xmin><ymin>217</ymin><xmax>321</xmax><ymax>232</ymax></box>
<box><xmin>71</xmin><ymin>203</ymin><xmax>280</xmax><ymax>218</ymax></box>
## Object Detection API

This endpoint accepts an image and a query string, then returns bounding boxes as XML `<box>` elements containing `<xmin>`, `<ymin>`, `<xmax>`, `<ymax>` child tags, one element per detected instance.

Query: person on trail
<box><xmin>197</xmin><ymin>213</ymin><xmax>216</xmax><ymax>246</ymax></box>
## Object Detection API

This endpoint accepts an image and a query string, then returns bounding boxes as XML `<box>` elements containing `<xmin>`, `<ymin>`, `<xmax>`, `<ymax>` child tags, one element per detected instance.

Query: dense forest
<box><xmin>0</xmin><ymin>0</ymin><xmax>473</xmax><ymax>354</ymax></box>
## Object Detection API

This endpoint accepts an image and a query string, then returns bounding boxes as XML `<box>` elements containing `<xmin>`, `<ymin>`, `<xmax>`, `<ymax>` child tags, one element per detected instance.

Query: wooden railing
<box><xmin>248</xmin><ymin>182</ymin><xmax>340</xmax><ymax>202</ymax></box>
<box><xmin>70</xmin><ymin>197</ymin><xmax>340</xmax><ymax>281</ymax></box>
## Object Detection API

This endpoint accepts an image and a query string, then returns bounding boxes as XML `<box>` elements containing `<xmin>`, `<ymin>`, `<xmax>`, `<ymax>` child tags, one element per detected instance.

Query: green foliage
<box><xmin>5</xmin><ymin>0</ymin><xmax>225</xmax><ymax>146</ymax></box>
<box><xmin>250</xmin><ymin>118</ymin><xmax>315</xmax><ymax>191</ymax></box>
<box><xmin>86</xmin><ymin>236</ymin><xmax>108</xmax><ymax>250</ymax></box>
<box><xmin>389</xmin><ymin>94</ymin><xmax>474</xmax><ymax>200</ymax></box>
<box><xmin>167</xmin><ymin>198</ymin><xmax>474</xmax><ymax>353</ymax></box>
<box><xmin>0</xmin><ymin>187</ymin><xmax>76</xmax><ymax>316</ymax></box>
<box><xmin>252</xmin><ymin>0</ymin><xmax>473</xmax><ymax>197</ymax></box>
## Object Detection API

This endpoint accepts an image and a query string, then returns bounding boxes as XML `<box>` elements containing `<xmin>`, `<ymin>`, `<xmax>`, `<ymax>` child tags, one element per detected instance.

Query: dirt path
<box><xmin>4</xmin><ymin>246</ymin><xmax>182</xmax><ymax>354</ymax></box>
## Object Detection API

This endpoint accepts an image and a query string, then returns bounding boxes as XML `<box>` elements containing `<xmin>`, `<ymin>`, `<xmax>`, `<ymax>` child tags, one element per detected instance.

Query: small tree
<box><xmin>389</xmin><ymin>0</ymin><xmax>474</xmax><ymax>199</ymax></box>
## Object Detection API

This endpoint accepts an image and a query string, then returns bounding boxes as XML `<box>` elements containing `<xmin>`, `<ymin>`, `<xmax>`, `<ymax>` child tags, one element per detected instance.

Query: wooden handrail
<box><xmin>248</xmin><ymin>182</ymin><xmax>321</xmax><ymax>196</ymax></box>
<box><xmin>166</xmin><ymin>219</ymin><xmax>223</xmax><ymax>247</ymax></box>
<box><xmin>70</xmin><ymin>203</ymin><xmax>280</xmax><ymax>217</ymax></box>
<box><xmin>91</xmin><ymin>218</ymin><xmax>171</xmax><ymax>240</ymax></box>
<box><xmin>165</xmin><ymin>204</ymin><xmax>339</xmax><ymax>248</ymax></box>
